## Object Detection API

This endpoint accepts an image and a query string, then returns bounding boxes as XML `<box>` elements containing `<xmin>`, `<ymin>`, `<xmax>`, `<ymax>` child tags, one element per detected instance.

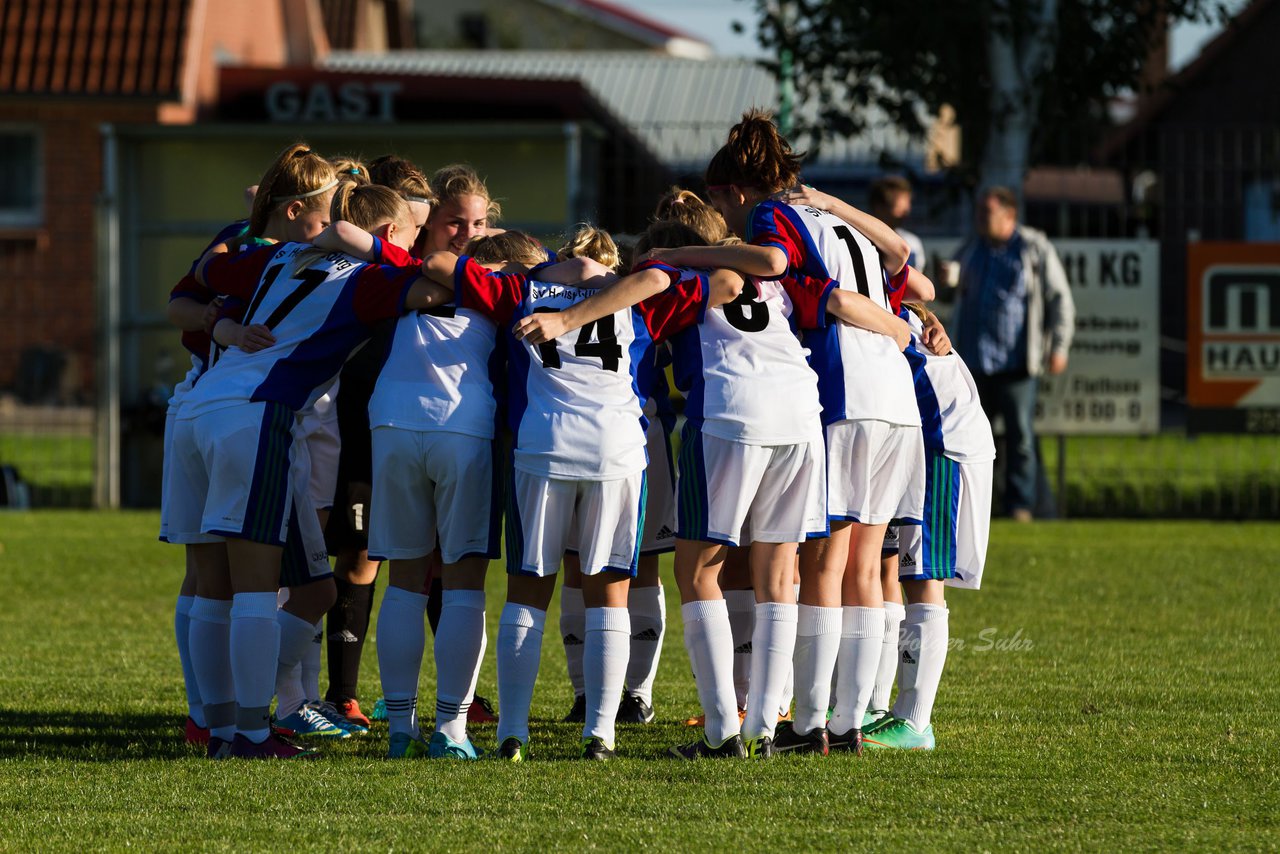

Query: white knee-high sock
<box><xmin>681</xmin><ymin>599</ymin><xmax>739</xmax><ymax>746</ymax></box>
<box><xmin>274</xmin><ymin>610</ymin><xmax>316</xmax><ymax>718</ymax></box>
<box><xmin>893</xmin><ymin>602</ymin><xmax>949</xmax><ymax>730</ymax></box>
<box><xmin>583</xmin><ymin>606</ymin><xmax>630</xmax><ymax>747</ymax></box>
<box><xmin>188</xmin><ymin>596</ymin><xmax>234</xmax><ymax>741</ymax></box>
<box><xmin>871</xmin><ymin>601</ymin><xmax>906</xmax><ymax>713</ymax></box>
<box><xmin>377</xmin><ymin>586</ymin><xmax>428</xmax><ymax>738</ymax></box>
<box><xmin>435</xmin><ymin>589</ymin><xmax>486</xmax><ymax>743</ymax></box>
<box><xmin>302</xmin><ymin>620</ymin><xmax>323</xmax><ymax>702</ymax></box>
<box><xmin>725</xmin><ymin>590</ymin><xmax>755</xmax><ymax>709</ymax></box>
<box><xmin>624</xmin><ymin>585</ymin><xmax>665</xmax><ymax>704</ymax></box>
<box><xmin>778</xmin><ymin>583</ymin><xmax>800</xmax><ymax>716</ymax></box>
<box><xmin>496</xmin><ymin>603</ymin><xmax>546</xmax><ymax>745</ymax></box>
<box><xmin>559</xmin><ymin>586</ymin><xmax>586</xmax><ymax>698</ymax></box>
<box><xmin>741</xmin><ymin>602</ymin><xmax>798</xmax><ymax>741</ymax></box>
<box><xmin>828</xmin><ymin>606</ymin><xmax>885</xmax><ymax>736</ymax></box>
<box><xmin>175</xmin><ymin>595</ymin><xmax>204</xmax><ymax>727</ymax></box>
<box><xmin>791</xmin><ymin>604</ymin><xmax>842</xmax><ymax>735</ymax></box>
<box><xmin>230</xmin><ymin>592</ymin><xmax>281</xmax><ymax>743</ymax></box>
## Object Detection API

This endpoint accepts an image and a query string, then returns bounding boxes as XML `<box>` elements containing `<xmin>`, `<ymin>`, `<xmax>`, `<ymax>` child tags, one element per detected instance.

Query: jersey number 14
<box><xmin>533</xmin><ymin>311</ymin><xmax>622</xmax><ymax>372</ymax></box>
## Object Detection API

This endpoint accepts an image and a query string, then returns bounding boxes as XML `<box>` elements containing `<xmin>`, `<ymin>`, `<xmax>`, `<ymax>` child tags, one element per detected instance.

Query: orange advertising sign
<box><xmin>1187</xmin><ymin>242</ymin><xmax>1280</xmax><ymax>411</ymax></box>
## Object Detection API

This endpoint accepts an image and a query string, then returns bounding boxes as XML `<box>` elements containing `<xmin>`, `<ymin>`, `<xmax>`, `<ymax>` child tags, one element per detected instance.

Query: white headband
<box><xmin>271</xmin><ymin>179</ymin><xmax>340</xmax><ymax>204</ymax></box>
<box><xmin>406</xmin><ymin>196</ymin><xmax>435</xmax><ymax>206</ymax></box>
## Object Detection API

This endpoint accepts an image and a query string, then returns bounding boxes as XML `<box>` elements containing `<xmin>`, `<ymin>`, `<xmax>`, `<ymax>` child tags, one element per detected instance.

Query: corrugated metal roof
<box><xmin>323</xmin><ymin>50</ymin><xmax>922</xmax><ymax>170</ymax></box>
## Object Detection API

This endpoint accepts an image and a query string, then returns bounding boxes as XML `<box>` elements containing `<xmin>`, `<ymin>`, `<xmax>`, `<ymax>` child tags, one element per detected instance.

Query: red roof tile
<box><xmin>0</xmin><ymin>0</ymin><xmax>191</xmax><ymax>98</ymax></box>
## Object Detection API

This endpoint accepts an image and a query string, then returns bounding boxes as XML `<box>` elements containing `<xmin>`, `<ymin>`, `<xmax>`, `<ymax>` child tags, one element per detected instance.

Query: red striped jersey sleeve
<box><xmin>170</xmin><ymin>273</ymin><xmax>215</xmax><ymax>304</ymax></box>
<box><xmin>780</xmin><ymin>271</ymin><xmax>838</xmax><ymax>330</ymax></box>
<box><xmin>634</xmin><ymin>261</ymin><xmax>706</xmax><ymax>342</ymax></box>
<box><xmin>351</xmin><ymin>263</ymin><xmax>423</xmax><ymax>327</ymax></box>
<box><xmin>371</xmin><ymin>236</ymin><xmax>421</xmax><ymax>267</ymax></box>
<box><xmin>746</xmin><ymin>200</ymin><xmax>805</xmax><ymax>268</ymax></box>
<box><xmin>454</xmin><ymin>255</ymin><xmax>526</xmax><ymax>326</ymax></box>
<box><xmin>885</xmin><ymin>266</ymin><xmax>909</xmax><ymax>314</ymax></box>
<box><xmin>200</xmin><ymin>243</ymin><xmax>287</xmax><ymax>301</ymax></box>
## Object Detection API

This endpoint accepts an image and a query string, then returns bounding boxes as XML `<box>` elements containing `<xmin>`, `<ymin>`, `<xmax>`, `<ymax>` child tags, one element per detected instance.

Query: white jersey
<box><xmin>178</xmin><ymin>241</ymin><xmax>419</xmax><ymax>419</ymax></box>
<box><xmin>903</xmin><ymin>309</ymin><xmax>996</xmax><ymax>463</ymax></box>
<box><xmin>455</xmin><ymin>256</ymin><xmax>658</xmax><ymax>480</ymax></box>
<box><xmin>748</xmin><ymin>200</ymin><xmax>919</xmax><ymax>427</ymax></box>
<box><xmin>652</xmin><ymin>262</ymin><xmax>821</xmax><ymax>445</ymax></box>
<box><xmin>366</xmin><ymin>239</ymin><xmax>500</xmax><ymax>438</ymax></box>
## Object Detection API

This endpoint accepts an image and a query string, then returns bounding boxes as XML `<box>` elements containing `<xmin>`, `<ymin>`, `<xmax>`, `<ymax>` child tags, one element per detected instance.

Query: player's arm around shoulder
<box><xmin>707</xmin><ymin>268</ymin><xmax>746</xmax><ymax>307</ymax></box>
<box><xmin>513</xmin><ymin>264</ymin><xmax>670</xmax><ymax>346</ymax></box>
<box><xmin>826</xmin><ymin>289</ymin><xmax>911</xmax><ymax>351</ymax></box>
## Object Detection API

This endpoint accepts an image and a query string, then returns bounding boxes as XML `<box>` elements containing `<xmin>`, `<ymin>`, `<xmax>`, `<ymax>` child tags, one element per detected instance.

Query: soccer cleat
<box><xmin>862</xmin><ymin>717</ymin><xmax>935</xmax><ymax>750</ymax></box>
<box><xmin>683</xmin><ymin>708</ymin><xmax>747</xmax><ymax>727</ymax></box>
<box><xmin>206</xmin><ymin>736</ymin><xmax>232</xmax><ymax>760</ymax></box>
<box><xmin>667</xmin><ymin>733</ymin><xmax>746</xmax><ymax>760</ymax></box>
<box><xmin>229</xmin><ymin>732</ymin><xmax>318</xmax><ymax>759</ymax></box>
<box><xmin>745</xmin><ymin>735</ymin><xmax>775</xmax><ymax>758</ymax></box>
<box><xmin>580</xmin><ymin>737</ymin><xmax>616</xmax><ymax>761</ymax></box>
<box><xmin>468</xmin><ymin>694</ymin><xmax>498</xmax><ymax>724</ymax></box>
<box><xmin>334</xmin><ymin>698</ymin><xmax>371</xmax><ymax>729</ymax></box>
<box><xmin>386</xmin><ymin>731</ymin><xmax>430</xmax><ymax>759</ymax></box>
<box><xmin>274</xmin><ymin>706</ymin><xmax>350</xmax><ymax>739</ymax></box>
<box><xmin>827</xmin><ymin>727</ymin><xmax>864</xmax><ymax>756</ymax></box>
<box><xmin>616</xmin><ymin>693</ymin><xmax>655</xmax><ymax>724</ymax></box>
<box><xmin>863</xmin><ymin>708</ymin><xmax>891</xmax><ymax>731</ymax></box>
<box><xmin>495</xmin><ymin>737</ymin><xmax>527</xmax><ymax>762</ymax></box>
<box><xmin>370</xmin><ymin>697</ymin><xmax>389</xmax><ymax>722</ymax></box>
<box><xmin>309</xmin><ymin>700</ymin><xmax>369</xmax><ymax>735</ymax></box>
<box><xmin>563</xmin><ymin>695</ymin><xmax>586</xmax><ymax>724</ymax></box>
<box><xmin>428</xmin><ymin>730</ymin><xmax>481</xmax><ymax>760</ymax></box>
<box><xmin>185</xmin><ymin>717</ymin><xmax>210</xmax><ymax>746</ymax></box>
<box><xmin>772</xmin><ymin>722</ymin><xmax>830</xmax><ymax>756</ymax></box>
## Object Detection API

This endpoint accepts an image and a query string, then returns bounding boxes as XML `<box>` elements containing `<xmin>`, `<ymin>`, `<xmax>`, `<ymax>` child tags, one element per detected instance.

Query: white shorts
<box><xmin>297</xmin><ymin>387</ymin><xmax>340</xmax><ymax>511</ymax></box>
<box><xmin>676</xmin><ymin>423</ymin><xmax>827</xmax><ymax>546</ymax></box>
<box><xmin>169</xmin><ymin>402</ymin><xmax>331</xmax><ymax>585</ymax></box>
<box><xmin>159</xmin><ymin>358</ymin><xmax>207</xmax><ymax>544</ymax></box>
<box><xmin>162</xmin><ymin>411</ymin><xmax>221</xmax><ymax>545</ymax></box>
<box><xmin>897</xmin><ymin>456</ymin><xmax>992</xmax><ymax>590</ymax></box>
<box><xmin>507</xmin><ymin>469</ymin><xmax>644</xmax><ymax>577</ymax></box>
<box><xmin>368</xmin><ymin>427</ymin><xmax>496</xmax><ymax>564</ymax></box>
<box><xmin>825</xmin><ymin>419</ymin><xmax>925</xmax><ymax>526</ymax></box>
<box><xmin>640</xmin><ymin>417</ymin><xmax>676</xmax><ymax>555</ymax></box>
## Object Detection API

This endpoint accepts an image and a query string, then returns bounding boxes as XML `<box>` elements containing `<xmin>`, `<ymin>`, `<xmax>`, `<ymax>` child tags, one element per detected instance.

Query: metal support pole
<box><xmin>1056</xmin><ymin>433</ymin><xmax>1067</xmax><ymax>519</ymax></box>
<box><xmin>95</xmin><ymin>124</ymin><xmax>121</xmax><ymax>509</ymax></box>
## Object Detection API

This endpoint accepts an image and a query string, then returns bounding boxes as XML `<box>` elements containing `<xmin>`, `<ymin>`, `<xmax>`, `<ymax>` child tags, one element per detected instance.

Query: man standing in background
<box><xmin>951</xmin><ymin>187</ymin><xmax>1075</xmax><ymax>521</ymax></box>
<box><xmin>869</xmin><ymin>176</ymin><xmax>926</xmax><ymax>273</ymax></box>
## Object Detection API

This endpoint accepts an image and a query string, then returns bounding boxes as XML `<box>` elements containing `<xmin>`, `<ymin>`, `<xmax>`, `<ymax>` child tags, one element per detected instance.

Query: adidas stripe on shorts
<box><xmin>896</xmin><ymin>453</ymin><xmax>993</xmax><ymax>589</ymax></box>
<box><xmin>640</xmin><ymin>416</ymin><xmax>676</xmax><ymax>555</ymax></box>
<box><xmin>676</xmin><ymin>421</ymin><xmax>827</xmax><ymax>546</ymax></box>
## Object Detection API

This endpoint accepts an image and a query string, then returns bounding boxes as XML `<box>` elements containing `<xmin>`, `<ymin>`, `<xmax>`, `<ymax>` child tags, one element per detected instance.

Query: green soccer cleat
<box><xmin>668</xmin><ymin>733</ymin><xmax>746</xmax><ymax>760</ymax></box>
<box><xmin>386</xmin><ymin>731</ymin><xmax>430</xmax><ymax>759</ymax></box>
<box><xmin>580</xmin><ymin>737</ymin><xmax>615</xmax><ymax>761</ymax></box>
<box><xmin>495</xmin><ymin>736</ymin><xmax>527</xmax><ymax>762</ymax></box>
<box><xmin>862</xmin><ymin>708</ymin><xmax>891</xmax><ymax>731</ymax></box>
<box><xmin>309</xmin><ymin>700</ymin><xmax>369</xmax><ymax>736</ymax></box>
<box><xmin>744</xmin><ymin>735</ymin><xmax>775</xmax><ymax>758</ymax></box>
<box><xmin>861</xmin><ymin>717</ymin><xmax>935</xmax><ymax>750</ymax></box>
<box><xmin>428</xmin><ymin>730</ymin><xmax>481</xmax><ymax>760</ymax></box>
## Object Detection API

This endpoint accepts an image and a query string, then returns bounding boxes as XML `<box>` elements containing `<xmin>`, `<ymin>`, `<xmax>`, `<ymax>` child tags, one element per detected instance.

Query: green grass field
<box><xmin>0</xmin><ymin>513</ymin><xmax>1277</xmax><ymax>850</ymax></box>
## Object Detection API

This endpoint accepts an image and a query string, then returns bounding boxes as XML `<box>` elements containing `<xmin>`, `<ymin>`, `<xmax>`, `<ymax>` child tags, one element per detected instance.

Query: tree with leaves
<box><xmin>751</xmin><ymin>0</ymin><xmax>1231</xmax><ymax>194</ymax></box>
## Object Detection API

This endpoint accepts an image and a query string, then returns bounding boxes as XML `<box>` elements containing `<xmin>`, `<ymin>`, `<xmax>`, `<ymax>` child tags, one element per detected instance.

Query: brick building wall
<box><xmin>0</xmin><ymin>100</ymin><xmax>157</xmax><ymax>400</ymax></box>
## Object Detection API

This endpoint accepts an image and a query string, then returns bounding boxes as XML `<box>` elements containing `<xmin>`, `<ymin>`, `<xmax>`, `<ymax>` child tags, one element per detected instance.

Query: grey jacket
<box><xmin>952</xmin><ymin>224</ymin><xmax>1075</xmax><ymax>377</ymax></box>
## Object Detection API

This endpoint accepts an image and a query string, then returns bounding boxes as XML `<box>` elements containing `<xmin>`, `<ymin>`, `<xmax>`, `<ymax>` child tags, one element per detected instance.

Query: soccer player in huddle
<box><xmin>173</xmin><ymin>181</ymin><xmax>452</xmax><ymax>759</ymax></box>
